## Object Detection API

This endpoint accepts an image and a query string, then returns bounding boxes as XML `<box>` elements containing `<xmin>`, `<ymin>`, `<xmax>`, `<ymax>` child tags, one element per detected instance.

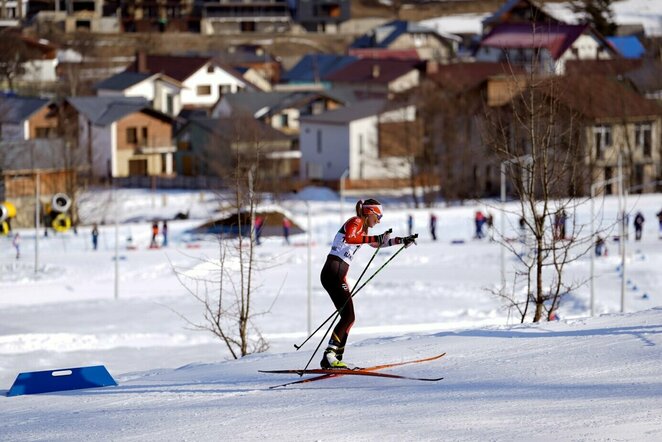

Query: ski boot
<box><xmin>320</xmin><ymin>345</ymin><xmax>348</xmax><ymax>369</ymax></box>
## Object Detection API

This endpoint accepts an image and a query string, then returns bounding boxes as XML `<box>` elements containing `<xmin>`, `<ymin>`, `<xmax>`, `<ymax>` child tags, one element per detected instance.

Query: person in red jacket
<box><xmin>320</xmin><ymin>198</ymin><xmax>416</xmax><ymax>369</ymax></box>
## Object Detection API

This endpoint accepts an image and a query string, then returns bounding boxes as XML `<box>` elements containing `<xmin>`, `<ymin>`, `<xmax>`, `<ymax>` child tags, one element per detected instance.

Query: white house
<box><xmin>95</xmin><ymin>72</ymin><xmax>184</xmax><ymax>116</ymax></box>
<box><xmin>476</xmin><ymin>23</ymin><xmax>619</xmax><ymax>74</ymax></box>
<box><xmin>299</xmin><ymin>99</ymin><xmax>417</xmax><ymax>181</ymax></box>
<box><xmin>126</xmin><ymin>54</ymin><xmax>252</xmax><ymax>109</ymax></box>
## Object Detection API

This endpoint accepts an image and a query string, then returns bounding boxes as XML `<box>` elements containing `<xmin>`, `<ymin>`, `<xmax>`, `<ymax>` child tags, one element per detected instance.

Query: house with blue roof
<box><xmin>280</xmin><ymin>54</ymin><xmax>358</xmax><ymax>87</ymax></box>
<box><xmin>607</xmin><ymin>36</ymin><xmax>645</xmax><ymax>59</ymax></box>
<box><xmin>349</xmin><ymin>20</ymin><xmax>457</xmax><ymax>62</ymax></box>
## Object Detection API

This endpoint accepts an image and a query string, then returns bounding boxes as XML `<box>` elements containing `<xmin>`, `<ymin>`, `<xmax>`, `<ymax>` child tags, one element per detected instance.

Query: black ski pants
<box><xmin>320</xmin><ymin>255</ymin><xmax>355</xmax><ymax>351</ymax></box>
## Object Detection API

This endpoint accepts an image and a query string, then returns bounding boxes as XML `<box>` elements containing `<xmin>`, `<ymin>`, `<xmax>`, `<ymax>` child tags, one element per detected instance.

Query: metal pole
<box><xmin>500</xmin><ymin>161</ymin><xmax>506</xmax><ymax>291</ymax></box>
<box><xmin>618</xmin><ymin>154</ymin><xmax>625</xmax><ymax>313</ymax></box>
<box><xmin>114</xmin><ymin>186</ymin><xmax>119</xmax><ymax>300</ymax></box>
<box><xmin>590</xmin><ymin>184</ymin><xmax>595</xmax><ymax>317</ymax></box>
<box><xmin>306</xmin><ymin>201</ymin><xmax>312</xmax><ymax>336</ymax></box>
<box><xmin>34</xmin><ymin>172</ymin><xmax>39</xmax><ymax>274</ymax></box>
<box><xmin>340</xmin><ymin>169</ymin><xmax>349</xmax><ymax>225</ymax></box>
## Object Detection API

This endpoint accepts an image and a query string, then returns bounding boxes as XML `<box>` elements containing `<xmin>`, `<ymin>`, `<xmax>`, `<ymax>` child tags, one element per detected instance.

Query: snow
<box><xmin>422</xmin><ymin>0</ymin><xmax>662</xmax><ymax>37</ymax></box>
<box><xmin>1</xmin><ymin>187</ymin><xmax>662</xmax><ymax>440</ymax></box>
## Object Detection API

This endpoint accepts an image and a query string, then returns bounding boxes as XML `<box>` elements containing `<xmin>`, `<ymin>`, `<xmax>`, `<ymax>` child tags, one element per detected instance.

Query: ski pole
<box><xmin>293</xmin><ymin>228</ymin><xmax>392</xmax><ymax>350</ymax></box>
<box><xmin>299</xmin><ymin>238</ymin><xmax>415</xmax><ymax>374</ymax></box>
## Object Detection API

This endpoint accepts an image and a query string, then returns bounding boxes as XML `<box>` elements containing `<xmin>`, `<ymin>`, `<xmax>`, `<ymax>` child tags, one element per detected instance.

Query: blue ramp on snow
<box><xmin>7</xmin><ymin>365</ymin><xmax>117</xmax><ymax>397</ymax></box>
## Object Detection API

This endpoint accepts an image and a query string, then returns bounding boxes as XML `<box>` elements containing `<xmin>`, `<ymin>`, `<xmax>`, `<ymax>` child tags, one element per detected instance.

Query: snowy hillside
<box><xmin>1</xmin><ymin>188</ymin><xmax>661</xmax><ymax>440</ymax></box>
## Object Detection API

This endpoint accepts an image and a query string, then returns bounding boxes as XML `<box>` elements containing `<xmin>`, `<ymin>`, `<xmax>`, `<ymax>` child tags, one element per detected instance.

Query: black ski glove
<box><xmin>397</xmin><ymin>234</ymin><xmax>418</xmax><ymax>248</ymax></box>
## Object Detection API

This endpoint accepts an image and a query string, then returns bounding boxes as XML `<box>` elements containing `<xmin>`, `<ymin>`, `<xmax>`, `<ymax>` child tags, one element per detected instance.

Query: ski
<box><xmin>262</xmin><ymin>352</ymin><xmax>446</xmax><ymax>389</ymax></box>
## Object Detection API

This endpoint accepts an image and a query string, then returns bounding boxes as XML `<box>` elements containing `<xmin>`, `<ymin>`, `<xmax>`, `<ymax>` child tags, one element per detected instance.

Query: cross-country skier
<box><xmin>320</xmin><ymin>198</ymin><xmax>417</xmax><ymax>369</ymax></box>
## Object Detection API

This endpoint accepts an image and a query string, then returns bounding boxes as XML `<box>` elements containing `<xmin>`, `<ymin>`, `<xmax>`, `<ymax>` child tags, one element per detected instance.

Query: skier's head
<box><xmin>356</xmin><ymin>199</ymin><xmax>382</xmax><ymax>227</ymax></box>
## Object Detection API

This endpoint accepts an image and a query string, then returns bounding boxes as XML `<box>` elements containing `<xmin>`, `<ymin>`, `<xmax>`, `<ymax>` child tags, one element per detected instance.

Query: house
<box><xmin>291</xmin><ymin>0</ymin><xmax>350</xmax><ymax>33</ymax></box>
<box><xmin>279</xmin><ymin>54</ymin><xmax>358</xmax><ymax>89</ymax></box>
<box><xmin>349</xmin><ymin>20</ymin><xmax>457</xmax><ymax>62</ymax></box>
<box><xmin>95</xmin><ymin>71</ymin><xmax>185</xmax><ymax>116</ymax></box>
<box><xmin>299</xmin><ymin>99</ymin><xmax>421</xmax><ymax>183</ymax></box>
<box><xmin>27</xmin><ymin>0</ymin><xmax>119</xmax><ymax>33</ymax></box>
<box><xmin>544</xmin><ymin>74</ymin><xmax>662</xmax><ymax>193</ymax></box>
<box><xmin>0</xmin><ymin>96</ymin><xmax>57</xmax><ymax>141</ymax></box>
<box><xmin>116</xmin><ymin>0</ymin><xmax>196</xmax><ymax>33</ymax></box>
<box><xmin>326</xmin><ymin>59</ymin><xmax>424</xmax><ymax>95</ymax></box>
<box><xmin>481</xmin><ymin>0</ymin><xmax>565</xmax><ymax>35</ymax></box>
<box><xmin>173</xmin><ymin>116</ymin><xmax>295</xmax><ymax>181</ymax></box>
<box><xmin>200</xmin><ymin>0</ymin><xmax>291</xmax><ymax>35</ymax></box>
<box><xmin>124</xmin><ymin>53</ymin><xmax>252</xmax><ymax>110</ymax></box>
<box><xmin>0</xmin><ymin>0</ymin><xmax>26</xmax><ymax>28</ymax></box>
<box><xmin>65</xmin><ymin>96</ymin><xmax>176</xmax><ymax>179</ymax></box>
<box><xmin>212</xmin><ymin>90</ymin><xmax>345</xmax><ymax>136</ymax></box>
<box><xmin>606</xmin><ymin>36</ymin><xmax>646</xmax><ymax>59</ymax></box>
<box><xmin>475</xmin><ymin>22</ymin><xmax>620</xmax><ymax>74</ymax></box>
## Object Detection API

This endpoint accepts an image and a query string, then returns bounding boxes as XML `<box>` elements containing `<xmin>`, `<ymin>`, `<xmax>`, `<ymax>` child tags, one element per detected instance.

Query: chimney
<box><xmin>136</xmin><ymin>51</ymin><xmax>148</xmax><ymax>73</ymax></box>
<box><xmin>372</xmin><ymin>64</ymin><xmax>380</xmax><ymax>78</ymax></box>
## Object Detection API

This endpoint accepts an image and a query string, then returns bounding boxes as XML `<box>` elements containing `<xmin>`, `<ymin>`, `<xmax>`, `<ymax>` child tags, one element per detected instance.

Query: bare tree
<box><xmin>172</xmin><ymin>115</ymin><xmax>276</xmax><ymax>357</ymax></box>
<box><xmin>0</xmin><ymin>31</ymin><xmax>34</xmax><ymax>91</ymax></box>
<box><xmin>482</xmin><ymin>66</ymin><xmax>598</xmax><ymax>322</ymax></box>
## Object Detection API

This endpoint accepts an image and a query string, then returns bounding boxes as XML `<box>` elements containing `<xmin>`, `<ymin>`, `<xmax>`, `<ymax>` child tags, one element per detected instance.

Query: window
<box><xmin>316</xmin><ymin>129</ymin><xmax>322</xmax><ymax>154</ymax></box>
<box><xmin>593</xmin><ymin>124</ymin><xmax>612</xmax><ymax>159</ymax></box>
<box><xmin>280</xmin><ymin>114</ymin><xmax>289</xmax><ymax>128</ymax></box>
<box><xmin>126</xmin><ymin>127</ymin><xmax>138</xmax><ymax>143</ymax></box>
<box><xmin>35</xmin><ymin>127</ymin><xmax>53</xmax><ymax>138</ymax></box>
<box><xmin>197</xmin><ymin>85</ymin><xmax>211</xmax><ymax>96</ymax></box>
<box><xmin>141</xmin><ymin>127</ymin><xmax>148</xmax><ymax>144</ymax></box>
<box><xmin>207</xmin><ymin>65</ymin><xmax>214</xmax><ymax>74</ymax></box>
<box><xmin>165</xmin><ymin>94</ymin><xmax>174</xmax><ymax>115</ymax></box>
<box><xmin>635</xmin><ymin>122</ymin><xmax>652</xmax><ymax>158</ymax></box>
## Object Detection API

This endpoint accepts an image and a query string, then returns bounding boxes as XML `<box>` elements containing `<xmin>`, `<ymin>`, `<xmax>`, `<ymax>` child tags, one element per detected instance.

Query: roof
<box><xmin>184</xmin><ymin>116</ymin><xmax>291</xmax><ymax>143</ymax></box>
<box><xmin>299</xmin><ymin>99</ymin><xmax>389</xmax><ymax>125</ymax></box>
<box><xmin>624</xmin><ymin>60</ymin><xmax>662</xmax><ymax>95</ymax></box>
<box><xmin>95</xmin><ymin>72</ymin><xmax>153</xmax><ymax>91</ymax></box>
<box><xmin>428</xmin><ymin>62</ymin><xmax>524</xmax><ymax>92</ymax></box>
<box><xmin>482</xmin><ymin>0</ymin><xmax>564</xmax><ymax>28</ymax></box>
<box><xmin>0</xmin><ymin>96</ymin><xmax>50</xmax><ymax>124</ymax></box>
<box><xmin>127</xmin><ymin>55</ymin><xmax>211</xmax><ymax>82</ymax></box>
<box><xmin>326</xmin><ymin>59</ymin><xmax>423</xmax><ymax>84</ymax></box>
<box><xmin>480</xmin><ymin>22</ymin><xmax>605</xmax><ymax>60</ymax></box>
<box><xmin>539</xmin><ymin>74</ymin><xmax>662</xmax><ymax>119</ymax></box>
<box><xmin>218</xmin><ymin>91</ymin><xmax>344</xmax><ymax>118</ymax></box>
<box><xmin>606</xmin><ymin>36</ymin><xmax>646</xmax><ymax>59</ymax></box>
<box><xmin>350</xmin><ymin>20</ymin><xmax>443</xmax><ymax>49</ymax></box>
<box><xmin>281</xmin><ymin>54</ymin><xmax>358</xmax><ymax>83</ymax></box>
<box><xmin>66</xmin><ymin>96</ymin><xmax>171</xmax><ymax>126</ymax></box>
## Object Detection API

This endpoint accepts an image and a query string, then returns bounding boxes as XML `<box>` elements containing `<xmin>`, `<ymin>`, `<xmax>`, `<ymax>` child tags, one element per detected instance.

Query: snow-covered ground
<box><xmin>422</xmin><ymin>0</ymin><xmax>662</xmax><ymax>37</ymax></box>
<box><xmin>1</xmin><ymin>187</ymin><xmax>661</xmax><ymax>440</ymax></box>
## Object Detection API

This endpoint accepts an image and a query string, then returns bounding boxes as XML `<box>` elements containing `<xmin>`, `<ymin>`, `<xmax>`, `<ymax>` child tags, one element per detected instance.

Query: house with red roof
<box><xmin>125</xmin><ymin>53</ymin><xmax>253</xmax><ymax>109</ymax></box>
<box><xmin>326</xmin><ymin>59</ymin><xmax>425</xmax><ymax>95</ymax></box>
<box><xmin>476</xmin><ymin>22</ymin><xmax>619</xmax><ymax>74</ymax></box>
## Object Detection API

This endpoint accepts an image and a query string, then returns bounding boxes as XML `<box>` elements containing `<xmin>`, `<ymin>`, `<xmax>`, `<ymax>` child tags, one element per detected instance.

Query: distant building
<box><xmin>291</xmin><ymin>0</ymin><xmax>350</xmax><ymax>33</ymax></box>
<box><xmin>299</xmin><ymin>99</ymin><xmax>420</xmax><ymax>183</ymax></box>
<box><xmin>124</xmin><ymin>53</ymin><xmax>251</xmax><ymax>110</ymax></box>
<box><xmin>65</xmin><ymin>96</ymin><xmax>176</xmax><ymax>179</ymax></box>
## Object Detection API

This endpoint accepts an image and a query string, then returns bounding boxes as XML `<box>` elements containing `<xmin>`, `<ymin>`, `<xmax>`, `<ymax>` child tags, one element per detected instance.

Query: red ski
<box><xmin>261</xmin><ymin>352</ymin><xmax>446</xmax><ymax>389</ymax></box>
